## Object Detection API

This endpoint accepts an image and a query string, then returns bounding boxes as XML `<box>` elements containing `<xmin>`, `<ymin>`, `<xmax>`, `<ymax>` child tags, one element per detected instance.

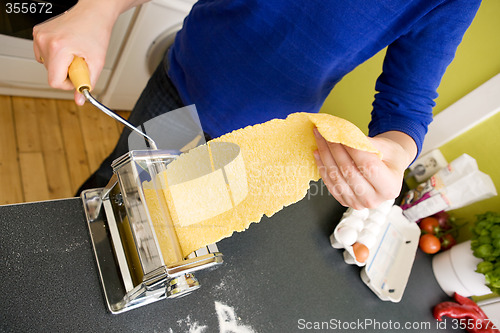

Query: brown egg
<box><xmin>352</xmin><ymin>242</ymin><xmax>370</xmax><ymax>263</ymax></box>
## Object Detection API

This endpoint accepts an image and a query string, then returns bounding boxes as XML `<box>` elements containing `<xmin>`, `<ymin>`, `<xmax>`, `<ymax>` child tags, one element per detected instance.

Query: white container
<box><xmin>331</xmin><ymin>203</ymin><xmax>421</xmax><ymax>302</ymax></box>
<box><xmin>432</xmin><ymin>240</ymin><xmax>492</xmax><ymax>297</ymax></box>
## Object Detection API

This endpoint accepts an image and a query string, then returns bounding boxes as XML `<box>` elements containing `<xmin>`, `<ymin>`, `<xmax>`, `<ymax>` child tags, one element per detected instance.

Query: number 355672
<box><xmin>5</xmin><ymin>2</ymin><xmax>53</xmax><ymax>14</ymax></box>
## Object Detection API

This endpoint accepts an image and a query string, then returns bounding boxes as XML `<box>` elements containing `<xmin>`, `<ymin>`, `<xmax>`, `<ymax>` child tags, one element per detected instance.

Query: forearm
<box><xmin>68</xmin><ymin>0</ymin><xmax>151</xmax><ymax>27</ymax></box>
<box><xmin>369</xmin><ymin>0</ymin><xmax>480</xmax><ymax>159</ymax></box>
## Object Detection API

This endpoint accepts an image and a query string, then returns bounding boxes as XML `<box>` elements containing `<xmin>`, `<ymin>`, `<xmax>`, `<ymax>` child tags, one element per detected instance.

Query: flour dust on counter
<box><xmin>172</xmin><ymin>315</ymin><xmax>207</xmax><ymax>333</ymax></box>
<box><xmin>164</xmin><ymin>301</ymin><xmax>256</xmax><ymax>333</ymax></box>
<box><xmin>210</xmin><ymin>265</ymin><xmax>269</xmax><ymax>330</ymax></box>
<box><xmin>212</xmin><ymin>268</ymin><xmax>249</xmax><ymax>301</ymax></box>
<box><xmin>31</xmin><ymin>239</ymin><xmax>88</xmax><ymax>255</ymax></box>
<box><xmin>215</xmin><ymin>301</ymin><xmax>256</xmax><ymax>333</ymax></box>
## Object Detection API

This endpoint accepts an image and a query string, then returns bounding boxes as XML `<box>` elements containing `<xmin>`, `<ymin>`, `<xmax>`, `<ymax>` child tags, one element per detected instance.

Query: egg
<box><xmin>342</xmin><ymin>208</ymin><xmax>354</xmax><ymax>218</ymax></box>
<box><xmin>352</xmin><ymin>242</ymin><xmax>370</xmax><ymax>263</ymax></box>
<box><xmin>335</xmin><ymin>226</ymin><xmax>358</xmax><ymax>246</ymax></box>
<box><xmin>367</xmin><ymin>211</ymin><xmax>386</xmax><ymax>226</ymax></box>
<box><xmin>365</xmin><ymin>222</ymin><xmax>381</xmax><ymax>236</ymax></box>
<box><xmin>350</xmin><ymin>208</ymin><xmax>370</xmax><ymax>220</ymax></box>
<box><xmin>342</xmin><ymin>216</ymin><xmax>364</xmax><ymax>231</ymax></box>
<box><xmin>330</xmin><ymin>233</ymin><xmax>344</xmax><ymax>249</ymax></box>
<box><xmin>358</xmin><ymin>230</ymin><xmax>377</xmax><ymax>249</ymax></box>
<box><xmin>378</xmin><ymin>199</ymin><xmax>395</xmax><ymax>215</ymax></box>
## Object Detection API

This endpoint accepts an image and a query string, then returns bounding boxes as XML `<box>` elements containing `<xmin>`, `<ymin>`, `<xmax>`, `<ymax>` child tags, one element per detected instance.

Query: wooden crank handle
<box><xmin>68</xmin><ymin>56</ymin><xmax>91</xmax><ymax>93</ymax></box>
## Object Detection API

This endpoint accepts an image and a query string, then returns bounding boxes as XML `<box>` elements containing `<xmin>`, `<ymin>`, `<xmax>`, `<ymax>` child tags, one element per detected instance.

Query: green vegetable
<box><xmin>476</xmin><ymin>261</ymin><xmax>493</xmax><ymax>274</ymax></box>
<box><xmin>471</xmin><ymin>211</ymin><xmax>500</xmax><ymax>294</ymax></box>
<box><xmin>474</xmin><ymin>244</ymin><xmax>493</xmax><ymax>259</ymax></box>
<box><xmin>477</xmin><ymin>235</ymin><xmax>492</xmax><ymax>245</ymax></box>
<box><xmin>490</xmin><ymin>226</ymin><xmax>500</xmax><ymax>239</ymax></box>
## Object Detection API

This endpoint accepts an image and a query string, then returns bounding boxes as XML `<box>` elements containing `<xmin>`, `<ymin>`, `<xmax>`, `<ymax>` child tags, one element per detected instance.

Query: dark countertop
<box><xmin>1</xmin><ymin>183</ymin><xmax>461</xmax><ymax>333</ymax></box>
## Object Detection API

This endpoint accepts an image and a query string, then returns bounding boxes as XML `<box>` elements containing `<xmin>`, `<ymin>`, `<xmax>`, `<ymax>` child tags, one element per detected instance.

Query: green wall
<box><xmin>321</xmin><ymin>0</ymin><xmax>500</xmax><ymax>130</ymax></box>
<box><xmin>320</xmin><ymin>0</ymin><xmax>500</xmax><ymax>237</ymax></box>
<box><xmin>439</xmin><ymin>112</ymin><xmax>500</xmax><ymax>240</ymax></box>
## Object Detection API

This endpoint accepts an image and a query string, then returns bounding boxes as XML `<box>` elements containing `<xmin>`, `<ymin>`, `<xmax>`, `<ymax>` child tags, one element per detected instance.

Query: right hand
<box><xmin>313</xmin><ymin>129</ymin><xmax>417</xmax><ymax>210</ymax></box>
<box><xmin>32</xmin><ymin>1</ymin><xmax>118</xmax><ymax>105</ymax></box>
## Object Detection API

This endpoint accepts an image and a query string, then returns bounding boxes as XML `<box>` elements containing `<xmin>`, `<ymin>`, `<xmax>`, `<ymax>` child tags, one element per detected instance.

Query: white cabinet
<box><xmin>99</xmin><ymin>0</ymin><xmax>195</xmax><ymax>110</ymax></box>
<box><xmin>0</xmin><ymin>8</ymin><xmax>136</xmax><ymax>100</ymax></box>
<box><xmin>0</xmin><ymin>0</ymin><xmax>195</xmax><ymax>110</ymax></box>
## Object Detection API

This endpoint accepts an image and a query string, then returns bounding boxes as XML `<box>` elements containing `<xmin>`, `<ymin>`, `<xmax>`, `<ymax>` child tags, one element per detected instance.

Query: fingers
<box><xmin>47</xmin><ymin>53</ymin><xmax>76</xmax><ymax>91</ymax></box>
<box><xmin>32</xmin><ymin>32</ymin><xmax>44</xmax><ymax>65</ymax></box>
<box><xmin>31</xmin><ymin>6</ymin><xmax>110</xmax><ymax>104</ymax></box>
<box><xmin>313</xmin><ymin>127</ymin><xmax>399</xmax><ymax>209</ymax></box>
<box><xmin>328</xmin><ymin>141</ymin><xmax>371</xmax><ymax>186</ymax></box>
<box><xmin>343</xmin><ymin>143</ymin><xmax>400</xmax><ymax>200</ymax></box>
<box><xmin>314</xmin><ymin>128</ymin><xmax>372</xmax><ymax>208</ymax></box>
<box><xmin>313</xmin><ymin>146</ymin><xmax>350</xmax><ymax>207</ymax></box>
<box><xmin>34</xmin><ymin>30</ymin><xmax>87</xmax><ymax>105</ymax></box>
<box><xmin>33</xmin><ymin>27</ymin><xmax>75</xmax><ymax>91</ymax></box>
<box><xmin>343</xmin><ymin>144</ymin><xmax>386</xmax><ymax>189</ymax></box>
<box><xmin>32</xmin><ymin>25</ymin><xmax>45</xmax><ymax>66</ymax></box>
<box><xmin>74</xmin><ymin>90</ymin><xmax>86</xmax><ymax>106</ymax></box>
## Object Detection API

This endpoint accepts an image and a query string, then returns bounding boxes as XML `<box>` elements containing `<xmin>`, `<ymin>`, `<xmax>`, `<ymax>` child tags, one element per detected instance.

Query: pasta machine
<box><xmin>71</xmin><ymin>57</ymin><xmax>223</xmax><ymax>314</ymax></box>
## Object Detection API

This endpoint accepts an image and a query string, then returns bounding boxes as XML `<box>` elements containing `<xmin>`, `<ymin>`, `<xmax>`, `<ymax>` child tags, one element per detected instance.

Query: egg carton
<box><xmin>330</xmin><ymin>201</ymin><xmax>420</xmax><ymax>302</ymax></box>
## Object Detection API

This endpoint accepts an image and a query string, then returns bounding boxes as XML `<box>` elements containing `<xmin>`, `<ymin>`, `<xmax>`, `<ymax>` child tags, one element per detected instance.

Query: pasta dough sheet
<box><xmin>144</xmin><ymin>112</ymin><xmax>380</xmax><ymax>261</ymax></box>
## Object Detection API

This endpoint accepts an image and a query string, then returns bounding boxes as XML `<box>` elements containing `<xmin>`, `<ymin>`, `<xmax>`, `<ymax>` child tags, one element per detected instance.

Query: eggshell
<box><xmin>365</xmin><ymin>222</ymin><xmax>381</xmax><ymax>236</ymax></box>
<box><xmin>335</xmin><ymin>227</ymin><xmax>358</xmax><ymax>246</ymax></box>
<box><xmin>342</xmin><ymin>208</ymin><xmax>354</xmax><ymax>218</ymax></box>
<box><xmin>350</xmin><ymin>208</ymin><xmax>370</xmax><ymax>220</ymax></box>
<box><xmin>367</xmin><ymin>211</ymin><xmax>386</xmax><ymax>226</ymax></box>
<box><xmin>358</xmin><ymin>230</ymin><xmax>377</xmax><ymax>249</ymax></box>
<box><xmin>378</xmin><ymin>199</ymin><xmax>395</xmax><ymax>215</ymax></box>
<box><xmin>342</xmin><ymin>216</ymin><xmax>364</xmax><ymax>231</ymax></box>
<box><xmin>330</xmin><ymin>233</ymin><xmax>344</xmax><ymax>249</ymax></box>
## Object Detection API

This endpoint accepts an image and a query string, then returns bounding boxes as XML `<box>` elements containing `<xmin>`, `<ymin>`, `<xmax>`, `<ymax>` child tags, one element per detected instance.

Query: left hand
<box><xmin>313</xmin><ymin>129</ymin><xmax>417</xmax><ymax>209</ymax></box>
<box><xmin>32</xmin><ymin>0</ymin><xmax>124</xmax><ymax>105</ymax></box>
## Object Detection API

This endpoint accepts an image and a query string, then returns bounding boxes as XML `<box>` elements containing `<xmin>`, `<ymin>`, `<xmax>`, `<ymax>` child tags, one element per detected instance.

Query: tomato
<box><xmin>432</xmin><ymin>211</ymin><xmax>452</xmax><ymax>230</ymax></box>
<box><xmin>419</xmin><ymin>234</ymin><xmax>441</xmax><ymax>254</ymax></box>
<box><xmin>440</xmin><ymin>234</ymin><xmax>456</xmax><ymax>251</ymax></box>
<box><xmin>419</xmin><ymin>217</ymin><xmax>440</xmax><ymax>235</ymax></box>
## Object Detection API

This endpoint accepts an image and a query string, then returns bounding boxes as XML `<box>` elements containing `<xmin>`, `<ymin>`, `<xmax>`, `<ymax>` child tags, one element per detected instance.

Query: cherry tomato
<box><xmin>419</xmin><ymin>217</ymin><xmax>440</xmax><ymax>235</ymax></box>
<box><xmin>440</xmin><ymin>233</ymin><xmax>457</xmax><ymax>251</ymax></box>
<box><xmin>419</xmin><ymin>234</ymin><xmax>441</xmax><ymax>254</ymax></box>
<box><xmin>432</xmin><ymin>211</ymin><xmax>452</xmax><ymax>230</ymax></box>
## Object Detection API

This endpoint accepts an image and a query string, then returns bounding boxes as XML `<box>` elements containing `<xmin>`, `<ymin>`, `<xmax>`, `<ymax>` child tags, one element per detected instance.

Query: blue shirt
<box><xmin>168</xmin><ymin>0</ymin><xmax>481</xmax><ymax>154</ymax></box>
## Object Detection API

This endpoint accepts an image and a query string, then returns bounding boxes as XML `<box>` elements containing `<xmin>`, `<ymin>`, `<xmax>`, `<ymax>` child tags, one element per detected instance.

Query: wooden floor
<box><xmin>0</xmin><ymin>95</ymin><xmax>130</xmax><ymax>205</ymax></box>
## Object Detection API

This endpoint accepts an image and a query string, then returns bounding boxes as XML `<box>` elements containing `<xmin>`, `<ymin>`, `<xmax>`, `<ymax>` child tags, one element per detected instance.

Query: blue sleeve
<box><xmin>368</xmin><ymin>0</ymin><xmax>481</xmax><ymax>156</ymax></box>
